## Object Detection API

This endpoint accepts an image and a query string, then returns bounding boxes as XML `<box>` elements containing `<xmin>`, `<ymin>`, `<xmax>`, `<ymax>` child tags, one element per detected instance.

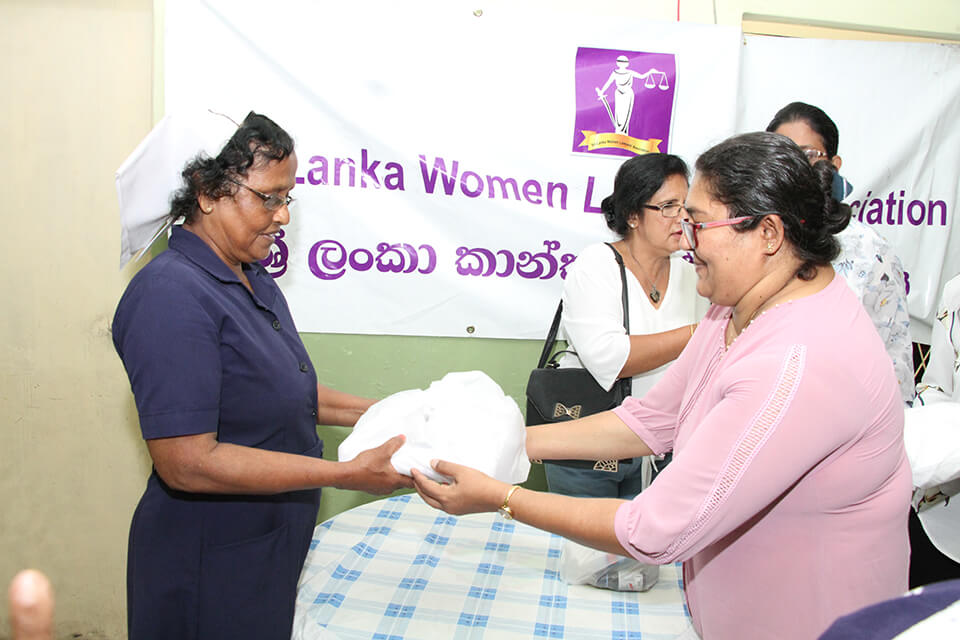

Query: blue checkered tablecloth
<box><xmin>293</xmin><ymin>494</ymin><xmax>693</xmax><ymax>639</ymax></box>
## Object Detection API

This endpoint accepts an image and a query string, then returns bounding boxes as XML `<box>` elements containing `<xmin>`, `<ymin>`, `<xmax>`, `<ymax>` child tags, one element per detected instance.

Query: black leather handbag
<box><xmin>525</xmin><ymin>243</ymin><xmax>633</xmax><ymax>471</ymax></box>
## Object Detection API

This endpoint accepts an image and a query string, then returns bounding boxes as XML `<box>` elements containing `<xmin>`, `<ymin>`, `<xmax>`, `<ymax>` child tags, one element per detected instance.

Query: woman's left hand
<box><xmin>411</xmin><ymin>460</ymin><xmax>509</xmax><ymax>516</ymax></box>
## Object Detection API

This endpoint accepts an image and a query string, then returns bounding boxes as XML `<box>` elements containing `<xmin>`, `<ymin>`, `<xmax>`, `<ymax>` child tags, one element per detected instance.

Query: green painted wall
<box><xmin>304</xmin><ymin>332</ymin><xmax>549</xmax><ymax>522</ymax></box>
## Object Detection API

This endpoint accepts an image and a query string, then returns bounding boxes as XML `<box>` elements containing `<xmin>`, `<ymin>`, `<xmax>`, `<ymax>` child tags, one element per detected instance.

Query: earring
<box><xmin>767</xmin><ymin>243</ymin><xmax>774</xmax><ymax>251</ymax></box>
<box><xmin>629</xmin><ymin>222</ymin><xmax>638</xmax><ymax>229</ymax></box>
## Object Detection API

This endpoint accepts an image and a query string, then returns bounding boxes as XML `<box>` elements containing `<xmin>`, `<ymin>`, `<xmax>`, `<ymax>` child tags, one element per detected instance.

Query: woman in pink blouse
<box><xmin>412</xmin><ymin>132</ymin><xmax>911</xmax><ymax>640</ymax></box>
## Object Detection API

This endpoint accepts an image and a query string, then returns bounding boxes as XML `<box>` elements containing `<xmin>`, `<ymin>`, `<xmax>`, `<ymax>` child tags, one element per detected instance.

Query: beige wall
<box><xmin>713</xmin><ymin>0</ymin><xmax>960</xmax><ymax>36</ymax></box>
<box><xmin>0</xmin><ymin>1</ymin><xmax>153</xmax><ymax>638</ymax></box>
<box><xmin>1</xmin><ymin>1</ymin><xmax>957</xmax><ymax>638</ymax></box>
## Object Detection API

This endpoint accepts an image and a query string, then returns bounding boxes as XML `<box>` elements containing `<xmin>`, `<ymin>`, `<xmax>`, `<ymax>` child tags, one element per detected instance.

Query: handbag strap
<box><xmin>605</xmin><ymin>243</ymin><xmax>634</xmax><ymax>398</ymax></box>
<box><xmin>536</xmin><ymin>243</ymin><xmax>630</xmax><ymax>369</ymax></box>
<box><xmin>536</xmin><ymin>300</ymin><xmax>565</xmax><ymax>368</ymax></box>
<box><xmin>606</xmin><ymin>242</ymin><xmax>630</xmax><ymax>335</ymax></box>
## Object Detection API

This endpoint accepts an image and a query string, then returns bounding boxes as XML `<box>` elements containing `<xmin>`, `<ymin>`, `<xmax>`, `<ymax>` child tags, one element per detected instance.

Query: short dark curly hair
<box><xmin>601</xmin><ymin>153</ymin><xmax>689</xmax><ymax>236</ymax></box>
<box><xmin>694</xmin><ymin>131</ymin><xmax>851</xmax><ymax>281</ymax></box>
<box><xmin>169</xmin><ymin>111</ymin><xmax>295</xmax><ymax>224</ymax></box>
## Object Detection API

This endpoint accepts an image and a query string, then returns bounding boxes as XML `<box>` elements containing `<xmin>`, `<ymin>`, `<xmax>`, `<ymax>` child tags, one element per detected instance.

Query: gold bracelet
<box><xmin>498</xmin><ymin>485</ymin><xmax>521</xmax><ymax>520</ymax></box>
<box><xmin>689</xmin><ymin>323</ymin><xmax>697</xmax><ymax>337</ymax></box>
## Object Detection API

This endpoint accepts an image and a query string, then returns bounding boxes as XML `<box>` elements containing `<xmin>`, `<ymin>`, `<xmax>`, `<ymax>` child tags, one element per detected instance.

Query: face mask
<box><xmin>832</xmin><ymin>171</ymin><xmax>853</xmax><ymax>202</ymax></box>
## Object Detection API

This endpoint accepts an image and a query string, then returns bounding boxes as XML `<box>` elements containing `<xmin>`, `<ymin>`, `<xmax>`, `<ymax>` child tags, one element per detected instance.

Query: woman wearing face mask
<box><xmin>767</xmin><ymin>101</ymin><xmax>914</xmax><ymax>404</ymax></box>
<box><xmin>413</xmin><ymin>132</ymin><xmax>910</xmax><ymax>640</ymax></box>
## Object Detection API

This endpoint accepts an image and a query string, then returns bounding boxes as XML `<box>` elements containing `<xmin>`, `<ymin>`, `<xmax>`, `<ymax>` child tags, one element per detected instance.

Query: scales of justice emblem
<box><xmin>574</xmin><ymin>48</ymin><xmax>676</xmax><ymax>157</ymax></box>
<box><xmin>595</xmin><ymin>55</ymin><xmax>669</xmax><ymax>137</ymax></box>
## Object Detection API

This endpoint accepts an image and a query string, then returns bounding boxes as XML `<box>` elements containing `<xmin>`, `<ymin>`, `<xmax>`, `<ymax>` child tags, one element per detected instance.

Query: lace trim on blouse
<box><xmin>662</xmin><ymin>344</ymin><xmax>807</xmax><ymax>558</ymax></box>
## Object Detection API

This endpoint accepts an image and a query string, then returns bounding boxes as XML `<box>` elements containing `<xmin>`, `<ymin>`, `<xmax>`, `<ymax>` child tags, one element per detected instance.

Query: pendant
<box><xmin>649</xmin><ymin>288</ymin><xmax>661</xmax><ymax>304</ymax></box>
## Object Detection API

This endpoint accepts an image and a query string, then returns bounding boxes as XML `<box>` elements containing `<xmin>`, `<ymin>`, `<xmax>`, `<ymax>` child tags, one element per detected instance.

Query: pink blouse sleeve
<box><xmin>612</xmin><ymin>361</ymin><xmax>686</xmax><ymax>456</ymax></box>
<box><xmin>612</xmin><ymin>304</ymin><xmax>724</xmax><ymax>455</ymax></box>
<box><xmin>612</xmin><ymin>341</ymin><xmax>894</xmax><ymax>564</ymax></box>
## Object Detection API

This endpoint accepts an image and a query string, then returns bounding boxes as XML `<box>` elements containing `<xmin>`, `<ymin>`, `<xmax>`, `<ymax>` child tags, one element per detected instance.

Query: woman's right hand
<box><xmin>411</xmin><ymin>460</ymin><xmax>507</xmax><ymax>516</ymax></box>
<box><xmin>340</xmin><ymin>434</ymin><xmax>414</xmax><ymax>495</ymax></box>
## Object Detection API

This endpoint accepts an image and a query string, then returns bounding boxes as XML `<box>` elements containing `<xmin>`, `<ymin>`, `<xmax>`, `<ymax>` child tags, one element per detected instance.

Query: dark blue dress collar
<box><xmin>168</xmin><ymin>225</ymin><xmax>277</xmax><ymax>308</ymax></box>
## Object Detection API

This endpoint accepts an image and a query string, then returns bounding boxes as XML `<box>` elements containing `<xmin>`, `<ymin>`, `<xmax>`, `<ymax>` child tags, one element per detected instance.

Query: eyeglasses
<box><xmin>680</xmin><ymin>213</ymin><xmax>773</xmax><ymax>249</ymax></box>
<box><xmin>802</xmin><ymin>148</ymin><xmax>828</xmax><ymax>162</ymax></box>
<box><xmin>641</xmin><ymin>202</ymin><xmax>685</xmax><ymax>218</ymax></box>
<box><xmin>227</xmin><ymin>178</ymin><xmax>294</xmax><ymax>211</ymax></box>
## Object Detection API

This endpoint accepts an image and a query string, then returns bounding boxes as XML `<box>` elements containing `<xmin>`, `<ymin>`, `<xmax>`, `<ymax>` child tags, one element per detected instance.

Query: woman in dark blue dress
<box><xmin>112</xmin><ymin>112</ymin><xmax>413</xmax><ymax>640</ymax></box>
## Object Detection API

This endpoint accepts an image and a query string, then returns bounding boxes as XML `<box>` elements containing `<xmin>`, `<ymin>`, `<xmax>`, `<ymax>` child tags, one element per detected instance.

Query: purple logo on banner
<box><xmin>572</xmin><ymin>47</ymin><xmax>677</xmax><ymax>157</ymax></box>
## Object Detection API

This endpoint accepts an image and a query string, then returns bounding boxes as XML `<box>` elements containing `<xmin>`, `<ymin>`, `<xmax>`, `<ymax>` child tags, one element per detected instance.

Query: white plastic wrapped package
<box><xmin>904</xmin><ymin>401</ymin><xmax>960</xmax><ymax>563</ymax></box>
<box><xmin>560</xmin><ymin>538</ymin><xmax>659</xmax><ymax>592</ymax></box>
<box><xmin>338</xmin><ymin>371</ymin><xmax>531</xmax><ymax>485</ymax></box>
<box><xmin>905</xmin><ymin>402</ymin><xmax>960</xmax><ymax>491</ymax></box>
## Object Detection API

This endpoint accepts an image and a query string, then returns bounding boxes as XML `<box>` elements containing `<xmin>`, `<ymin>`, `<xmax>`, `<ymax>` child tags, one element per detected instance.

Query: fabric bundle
<box><xmin>338</xmin><ymin>371</ymin><xmax>531</xmax><ymax>484</ymax></box>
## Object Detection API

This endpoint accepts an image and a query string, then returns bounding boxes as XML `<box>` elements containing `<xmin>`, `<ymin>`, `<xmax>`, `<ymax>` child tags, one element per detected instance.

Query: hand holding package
<box><xmin>338</xmin><ymin>371</ymin><xmax>530</xmax><ymax>484</ymax></box>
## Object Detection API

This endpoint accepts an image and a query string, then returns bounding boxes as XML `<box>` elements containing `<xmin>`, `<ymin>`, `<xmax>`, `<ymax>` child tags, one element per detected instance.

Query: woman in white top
<box><xmin>550</xmin><ymin>153</ymin><xmax>708</xmax><ymax>498</ymax></box>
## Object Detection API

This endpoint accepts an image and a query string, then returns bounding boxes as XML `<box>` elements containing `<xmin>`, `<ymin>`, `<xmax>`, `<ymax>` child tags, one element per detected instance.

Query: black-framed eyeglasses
<box><xmin>641</xmin><ymin>202</ymin><xmax>686</xmax><ymax>218</ymax></box>
<box><xmin>680</xmin><ymin>213</ymin><xmax>774</xmax><ymax>249</ymax></box>
<box><xmin>227</xmin><ymin>178</ymin><xmax>294</xmax><ymax>211</ymax></box>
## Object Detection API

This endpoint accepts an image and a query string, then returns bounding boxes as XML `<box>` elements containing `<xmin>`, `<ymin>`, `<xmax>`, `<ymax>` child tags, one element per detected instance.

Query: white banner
<box><xmin>163</xmin><ymin>1</ymin><xmax>959</xmax><ymax>341</ymax></box>
<box><xmin>737</xmin><ymin>35</ymin><xmax>960</xmax><ymax>341</ymax></box>
<box><xmin>163</xmin><ymin>0</ymin><xmax>741</xmax><ymax>338</ymax></box>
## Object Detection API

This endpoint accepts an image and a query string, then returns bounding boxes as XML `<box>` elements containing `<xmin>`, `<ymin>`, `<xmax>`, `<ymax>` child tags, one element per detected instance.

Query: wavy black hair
<box><xmin>765</xmin><ymin>101</ymin><xmax>840</xmax><ymax>158</ymax></box>
<box><xmin>694</xmin><ymin>131</ymin><xmax>851</xmax><ymax>281</ymax></box>
<box><xmin>169</xmin><ymin>111</ymin><xmax>295</xmax><ymax>223</ymax></box>
<box><xmin>601</xmin><ymin>153</ymin><xmax>689</xmax><ymax>236</ymax></box>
